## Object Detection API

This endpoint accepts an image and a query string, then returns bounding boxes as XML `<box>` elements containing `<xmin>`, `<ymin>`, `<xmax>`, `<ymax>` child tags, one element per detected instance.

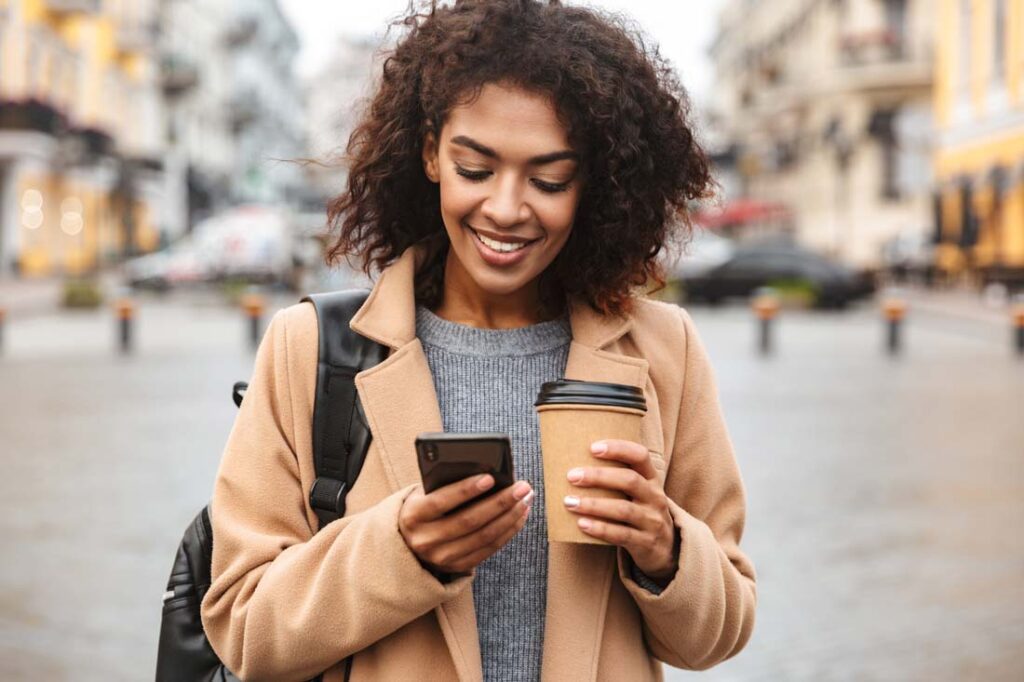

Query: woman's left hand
<box><xmin>564</xmin><ymin>439</ymin><xmax>679</xmax><ymax>581</ymax></box>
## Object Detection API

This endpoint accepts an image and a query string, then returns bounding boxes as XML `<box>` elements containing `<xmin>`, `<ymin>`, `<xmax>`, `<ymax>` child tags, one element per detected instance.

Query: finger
<box><xmin>447</xmin><ymin>505</ymin><xmax>532</xmax><ymax>573</ymax></box>
<box><xmin>567</xmin><ymin>465</ymin><xmax>654</xmax><ymax>502</ymax></box>
<box><xmin>591</xmin><ymin>439</ymin><xmax>657</xmax><ymax>480</ymax></box>
<box><xmin>416</xmin><ymin>474</ymin><xmax>495</xmax><ymax>521</ymax></box>
<box><xmin>433</xmin><ymin>481</ymin><xmax>533</xmax><ymax>541</ymax></box>
<box><xmin>575</xmin><ymin>515</ymin><xmax>645</xmax><ymax>550</ymax></box>
<box><xmin>428</xmin><ymin>499</ymin><xmax>531</xmax><ymax>571</ymax></box>
<box><xmin>563</xmin><ymin>495</ymin><xmax>660</xmax><ymax>532</ymax></box>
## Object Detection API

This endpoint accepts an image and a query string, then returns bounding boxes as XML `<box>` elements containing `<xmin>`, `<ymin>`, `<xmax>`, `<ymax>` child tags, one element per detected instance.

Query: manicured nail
<box><xmin>567</xmin><ymin>468</ymin><xmax>584</xmax><ymax>483</ymax></box>
<box><xmin>523</xmin><ymin>490</ymin><xmax>536</xmax><ymax>507</ymax></box>
<box><xmin>590</xmin><ymin>441</ymin><xmax>608</xmax><ymax>455</ymax></box>
<box><xmin>563</xmin><ymin>495</ymin><xmax>580</xmax><ymax>508</ymax></box>
<box><xmin>577</xmin><ymin>518</ymin><xmax>592</xmax><ymax>530</ymax></box>
<box><xmin>512</xmin><ymin>481</ymin><xmax>532</xmax><ymax>500</ymax></box>
<box><xmin>477</xmin><ymin>475</ymin><xmax>494</xmax><ymax>490</ymax></box>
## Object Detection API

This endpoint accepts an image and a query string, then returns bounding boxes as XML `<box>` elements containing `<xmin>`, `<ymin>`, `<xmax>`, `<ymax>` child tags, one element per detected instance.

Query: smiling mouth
<box><xmin>467</xmin><ymin>226</ymin><xmax>540</xmax><ymax>253</ymax></box>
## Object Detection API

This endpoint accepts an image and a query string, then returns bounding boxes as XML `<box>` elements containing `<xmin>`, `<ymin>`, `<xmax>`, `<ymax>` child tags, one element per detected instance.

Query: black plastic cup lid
<box><xmin>534</xmin><ymin>379</ymin><xmax>647</xmax><ymax>412</ymax></box>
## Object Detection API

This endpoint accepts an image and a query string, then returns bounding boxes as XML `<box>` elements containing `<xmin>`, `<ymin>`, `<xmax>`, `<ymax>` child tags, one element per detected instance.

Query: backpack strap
<box><xmin>301</xmin><ymin>290</ymin><xmax>389</xmax><ymax>530</ymax></box>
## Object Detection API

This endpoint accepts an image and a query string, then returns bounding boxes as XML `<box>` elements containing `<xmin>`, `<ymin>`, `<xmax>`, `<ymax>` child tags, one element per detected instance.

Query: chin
<box><xmin>464</xmin><ymin>265</ymin><xmax>539</xmax><ymax>297</ymax></box>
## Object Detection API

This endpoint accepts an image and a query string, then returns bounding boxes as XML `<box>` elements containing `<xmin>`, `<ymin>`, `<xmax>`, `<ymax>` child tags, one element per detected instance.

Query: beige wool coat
<box><xmin>200</xmin><ymin>244</ymin><xmax>757</xmax><ymax>682</ymax></box>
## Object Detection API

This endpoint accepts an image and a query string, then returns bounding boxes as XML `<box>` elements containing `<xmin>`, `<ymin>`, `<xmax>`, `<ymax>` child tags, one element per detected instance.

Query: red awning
<box><xmin>694</xmin><ymin>199</ymin><xmax>791</xmax><ymax>229</ymax></box>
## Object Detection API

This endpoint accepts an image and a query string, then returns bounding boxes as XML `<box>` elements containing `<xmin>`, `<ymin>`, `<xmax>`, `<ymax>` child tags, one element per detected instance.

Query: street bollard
<box><xmin>1013</xmin><ymin>305</ymin><xmax>1024</xmax><ymax>357</ymax></box>
<box><xmin>751</xmin><ymin>288</ymin><xmax>780</xmax><ymax>356</ymax></box>
<box><xmin>241</xmin><ymin>293</ymin><xmax>266</xmax><ymax>351</ymax></box>
<box><xmin>882</xmin><ymin>297</ymin><xmax>907</xmax><ymax>356</ymax></box>
<box><xmin>114</xmin><ymin>297</ymin><xmax>135</xmax><ymax>355</ymax></box>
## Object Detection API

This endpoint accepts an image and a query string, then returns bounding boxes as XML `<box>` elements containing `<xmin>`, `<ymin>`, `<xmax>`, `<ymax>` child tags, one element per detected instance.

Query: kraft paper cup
<box><xmin>535</xmin><ymin>380</ymin><xmax>646</xmax><ymax>545</ymax></box>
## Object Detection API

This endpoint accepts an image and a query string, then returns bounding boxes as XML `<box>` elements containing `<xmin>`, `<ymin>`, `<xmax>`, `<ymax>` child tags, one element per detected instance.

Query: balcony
<box><xmin>117</xmin><ymin>21</ymin><xmax>157</xmax><ymax>55</ymax></box>
<box><xmin>161</xmin><ymin>54</ymin><xmax>199</xmax><ymax>97</ymax></box>
<box><xmin>840</xmin><ymin>29</ymin><xmax>907</xmax><ymax>65</ymax></box>
<box><xmin>44</xmin><ymin>0</ymin><xmax>99</xmax><ymax>15</ymax></box>
<box><xmin>229</xmin><ymin>89</ymin><xmax>260</xmax><ymax>132</ymax></box>
<box><xmin>837</xmin><ymin>29</ymin><xmax>932</xmax><ymax>92</ymax></box>
<box><xmin>224</xmin><ymin>16</ymin><xmax>259</xmax><ymax>49</ymax></box>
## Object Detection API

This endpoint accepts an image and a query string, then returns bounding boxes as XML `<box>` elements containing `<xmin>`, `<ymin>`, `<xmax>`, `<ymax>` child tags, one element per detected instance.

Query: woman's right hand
<box><xmin>399</xmin><ymin>475</ymin><xmax>534</xmax><ymax>576</ymax></box>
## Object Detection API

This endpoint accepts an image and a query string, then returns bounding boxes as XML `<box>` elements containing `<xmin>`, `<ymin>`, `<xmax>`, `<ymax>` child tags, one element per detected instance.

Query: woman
<box><xmin>201</xmin><ymin>2</ymin><xmax>757</xmax><ymax>680</ymax></box>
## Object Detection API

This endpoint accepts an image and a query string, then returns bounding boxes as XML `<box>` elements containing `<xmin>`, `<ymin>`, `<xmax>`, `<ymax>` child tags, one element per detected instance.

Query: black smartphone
<box><xmin>415</xmin><ymin>432</ymin><xmax>515</xmax><ymax>510</ymax></box>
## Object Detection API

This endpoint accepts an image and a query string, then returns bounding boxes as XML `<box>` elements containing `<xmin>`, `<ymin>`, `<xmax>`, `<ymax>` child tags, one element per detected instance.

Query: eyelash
<box><xmin>454</xmin><ymin>166</ymin><xmax>571</xmax><ymax>194</ymax></box>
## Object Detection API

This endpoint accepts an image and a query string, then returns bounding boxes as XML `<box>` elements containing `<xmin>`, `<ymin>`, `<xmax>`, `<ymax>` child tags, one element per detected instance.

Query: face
<box><xmin>422</xmin><ymin>82</ymin><xmax>583</xmax><ymax>300</ymax></box>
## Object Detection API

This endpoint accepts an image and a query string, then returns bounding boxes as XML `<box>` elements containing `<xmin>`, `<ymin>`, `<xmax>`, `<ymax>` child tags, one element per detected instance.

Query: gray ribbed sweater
<box><xmin>416</xmin><ymin>305</ymin><xmax>570</xmax><ymax>682</ymax></box>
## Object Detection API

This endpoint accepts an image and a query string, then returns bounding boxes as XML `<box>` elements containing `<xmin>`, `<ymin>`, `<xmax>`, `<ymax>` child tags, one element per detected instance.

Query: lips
<box><xmin>469</xmin><ymin>226</ymin><xmax>540</xmax><ymax>250</ymax></box>
<box><xmin>466</xmin><ymin>224</ymin><xmax>540</xmax><ymax>267</ymax></box>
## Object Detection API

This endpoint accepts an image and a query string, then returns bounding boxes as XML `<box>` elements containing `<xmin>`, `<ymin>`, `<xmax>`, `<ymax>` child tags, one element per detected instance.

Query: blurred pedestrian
<box><xmin>200</xmin><ymin>2</ymin><xmax>756</xmax><ymax>680</ymax></box>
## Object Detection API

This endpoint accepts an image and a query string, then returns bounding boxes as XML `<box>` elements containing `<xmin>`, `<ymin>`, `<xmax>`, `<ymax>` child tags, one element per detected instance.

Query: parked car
<box><xmin>880</xmin><ymin>232</ymin><xmax>936</xmax><ymax>285</ymax></box>
<box><xmin>125</xmin><ymin>205</ymin><xmax>296</xmax><ymax>290</ymax></box>
<box><xmin>665</xmin><ymin>228</ymin><xmax>736</xmax><ymax>280</ymax></box>
<box><xmin>680</xmin><ymin>243</ymin><xmax>876</xmax><ymax>308</ymax></box>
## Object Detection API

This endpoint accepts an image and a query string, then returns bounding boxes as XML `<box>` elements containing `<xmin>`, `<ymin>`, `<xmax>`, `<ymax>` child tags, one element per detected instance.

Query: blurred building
<box><xmin>158</xmin><ymin>0</ymin><xmax>234</xmax><ymax>242</ymax></box>
<box><xmin>302</xmin><ymin>34</ymin><xmax>381</xmax><ymax>212</ymax></box>
<box><xmin>0</xmin><ymin>0</ymin><xmax>305</xmax><ymax>279</ymax></box>
<box><xmin>710</xmin><ymin>0</ymin><xmax>936</xmax><ymax>269</ymax></box>
<box><xmin>933</xmin><ymin>0</ymin><xmax>1024</xmax><ymax>286</ymax></box>
<box><xmin>222</xmin><ymin>0</ymin><xmax>304</xmax><ymax>207</ymax></box>
<box><xmin>160</xmin><ymin>0</ymin><xmax>304</xmax><ymax>240</ymax></box>
<box><xmin>0</xmin><ymin>0</ymin><xmax>165</xmax><ymax>277</ymax></box>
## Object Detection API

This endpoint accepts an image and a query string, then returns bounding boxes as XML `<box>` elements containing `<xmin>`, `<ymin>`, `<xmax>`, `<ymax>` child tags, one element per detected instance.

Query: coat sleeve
<box><xmin>617</xmin><ymin>306</ymin><xmax>757</xmax><ymax>670</ymax></box>
<box><xmin>200</xmin><ymin>309</ymin><xmax>472</xmax><ymax>682</ymax></box>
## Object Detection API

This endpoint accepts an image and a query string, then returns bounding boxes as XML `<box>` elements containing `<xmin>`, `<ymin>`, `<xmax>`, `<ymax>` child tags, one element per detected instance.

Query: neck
<box><xmin>432</xmin><ymin>252</ymin><xmax>549</xmax><ymax>329</ymax></box>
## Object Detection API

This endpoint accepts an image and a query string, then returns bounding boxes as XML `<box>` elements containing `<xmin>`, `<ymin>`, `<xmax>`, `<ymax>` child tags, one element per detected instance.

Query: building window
<box><xmin>885</xmin><ymin>0</ymin><xmax>908</xmax><ymax>58</ymax></box>
<box><xmin>993</xmin><ymin>0</ymin><xmax>1006</xmax><ymax>82</ymax></box>
<box><xmin>958</xmin><ymin>0</ymin><xmax>972</xmax><ymax>94</ymax></box>
<box><xmin>868</xmin><ymin>108</ymin><xmax>900</xmax><ymax>201</ymax></box>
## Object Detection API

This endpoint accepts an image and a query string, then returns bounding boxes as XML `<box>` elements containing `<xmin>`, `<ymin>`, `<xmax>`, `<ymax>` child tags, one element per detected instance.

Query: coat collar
<box><xmin>350</xmin><ymin>243</ymin><xmax>635</xmax><ymax>351</ymax></box>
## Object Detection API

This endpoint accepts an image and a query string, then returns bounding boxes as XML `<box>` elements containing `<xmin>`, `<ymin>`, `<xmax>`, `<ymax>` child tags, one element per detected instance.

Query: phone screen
<box><xmin>415</xmin><ymin>432</ymin><xmax>514</xmax><ymax>497</ymax></box>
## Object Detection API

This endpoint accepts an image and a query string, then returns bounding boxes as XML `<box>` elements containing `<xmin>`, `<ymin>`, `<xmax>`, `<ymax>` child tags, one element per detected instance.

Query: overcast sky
<box><xmin>278</xmin><ymin>1</ymin><xmax>725</xmax><ymax>106</ymax></box>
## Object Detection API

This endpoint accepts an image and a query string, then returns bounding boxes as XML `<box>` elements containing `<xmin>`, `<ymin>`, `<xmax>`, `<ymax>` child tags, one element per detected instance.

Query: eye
<box><xmin>454</xmin><ymin>166</ymin><xmax>491</xmax><ymax>182</ymax></box>
<box><xmin>532</xmin><ymin>179</ymin><xmax>571</xmax><ymax>194</ymax></box>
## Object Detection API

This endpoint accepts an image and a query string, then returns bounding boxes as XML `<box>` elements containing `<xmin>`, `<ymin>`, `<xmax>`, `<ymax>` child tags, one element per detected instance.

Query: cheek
<box><xmin>536</xmin><ymin>194</ymin><xmax>579</xmax><ymax>241</ymax></box>
<box><xmin>438</xmin><ymin>180</ymin><xmax>479</xmax><ymax>220</ymax></box>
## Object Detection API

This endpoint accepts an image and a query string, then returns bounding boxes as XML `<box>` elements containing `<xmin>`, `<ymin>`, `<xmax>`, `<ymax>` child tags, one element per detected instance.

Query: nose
<box><xmin>480</xmin><ymin>174</ymin><xmax>531</xmax><ymax>228</ymax></box>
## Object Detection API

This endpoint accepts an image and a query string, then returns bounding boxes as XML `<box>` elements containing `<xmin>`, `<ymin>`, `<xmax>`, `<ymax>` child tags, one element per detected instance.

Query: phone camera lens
<box><xmin>426</xmin><ymin>446</ymin><xmax>438</xmax><ymax>462</ymax></box>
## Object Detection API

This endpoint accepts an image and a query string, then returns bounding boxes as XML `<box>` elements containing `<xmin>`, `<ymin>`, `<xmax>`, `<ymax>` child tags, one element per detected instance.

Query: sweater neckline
<box><xmin>415</xmin><ymin>305</ymin><xmax>571</xmax><ymax>357</ymax></box>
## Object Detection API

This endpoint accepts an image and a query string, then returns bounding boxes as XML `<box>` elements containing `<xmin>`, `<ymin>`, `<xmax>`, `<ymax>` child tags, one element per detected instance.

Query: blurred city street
<box><xmin>1</xmin><ymin>291</ymin><xmax>1021</xmax><ymax>681</ymax></box>
<box><xmin>3</xmin><ymin>0</ymin><xmax>1024</xmax><ymax>679</ymax></box>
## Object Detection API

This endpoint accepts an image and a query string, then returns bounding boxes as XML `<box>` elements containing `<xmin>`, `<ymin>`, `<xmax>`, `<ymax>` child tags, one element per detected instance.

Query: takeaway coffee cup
<box><xmin>534</xmin><ymin>379</ymin><xmax>647</xmax><ymax>544</ymax></box>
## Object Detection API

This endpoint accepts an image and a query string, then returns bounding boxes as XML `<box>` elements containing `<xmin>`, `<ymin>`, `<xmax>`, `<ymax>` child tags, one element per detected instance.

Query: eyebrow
<box><xmin>450</xmin><ymin>135</ymin><xmax>578</xmax><ymax>165</ymax></box>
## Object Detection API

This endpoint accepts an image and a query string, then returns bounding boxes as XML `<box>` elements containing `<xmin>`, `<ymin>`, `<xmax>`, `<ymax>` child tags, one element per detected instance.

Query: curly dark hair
<box><xmin>326</xmin><ymin>0</ymin><xmax>712</xmax><ymax>316</ymax></box>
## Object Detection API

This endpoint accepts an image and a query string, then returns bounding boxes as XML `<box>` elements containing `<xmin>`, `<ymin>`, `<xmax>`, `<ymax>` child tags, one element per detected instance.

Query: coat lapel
<box><xmin>354</xmin><ymin>340</ymin><xmax>483</xmax><ymax>682</ymax></box>
<box><xmin>541</xmin><ymin>338</ymin><xmax>651</xmax><ymax>682</ymax></box>
<box><xmin>351</xmin><ymin>247</ymin><xmax>484</xmax><ymax>682</ymax></box>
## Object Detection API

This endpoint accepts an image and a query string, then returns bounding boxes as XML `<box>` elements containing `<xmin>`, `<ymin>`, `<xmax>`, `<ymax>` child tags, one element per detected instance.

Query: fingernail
<box><xmin>523</xmin><ymin>490</ymin><xmax>536</xmax><ymax>507</ymax></box>
<box><xmin>563</xmin><ymin>495</ymin><xmax>580</xmax><ymax>508</ymax></box>
<box><xmin>512</xmin><ymin>481</ymin><xmax>532</xmax><ymax>499</ymax></box>
<box><xmin>567</xmin><ymin>468</ymin><xmax>584</xmax><ymax>483</ymax></box>
<box><xmin>590</xmin><ymin>441</ymin><xmax>607</xmax><ymax>455</ymax></box>
<box><xmin>578</xmin><ymin>518</ymin><xmax>592</xmax><ymax>530</ymax></box>
<box><xmin>477</xmin><ymin>475</ymin><xmax>494</xmax><ymax>491</ymax></box>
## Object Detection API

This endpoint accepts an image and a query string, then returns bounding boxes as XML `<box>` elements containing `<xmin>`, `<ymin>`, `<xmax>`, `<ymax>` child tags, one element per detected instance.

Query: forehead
<box><xmin>443</xmin><ymin>82</ymin><xmax>572</xmax><ymax>153</ymax></box>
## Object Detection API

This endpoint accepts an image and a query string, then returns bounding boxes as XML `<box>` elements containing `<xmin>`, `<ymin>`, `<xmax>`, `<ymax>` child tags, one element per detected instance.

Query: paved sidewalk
<box><xmin>0</xmin><ymin>276</ymin><xmax>63</xmax><ymax>318</ymax></box>
<box><xmin>0</xmin><ymin>270</ymin><xmax>132</xmax><ymax>320</ymax></box>
<box><xmin>880</xmin><ymin>282</ymin><xmax>1023</xmax><ymax>327</ymax></box>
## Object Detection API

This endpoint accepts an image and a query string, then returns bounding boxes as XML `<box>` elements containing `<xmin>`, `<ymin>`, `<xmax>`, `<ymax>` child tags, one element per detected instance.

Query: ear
<box><xmin>422</xmin><ymin>128</ymin><xmax>440</xmax><ymax>184</ymax></box>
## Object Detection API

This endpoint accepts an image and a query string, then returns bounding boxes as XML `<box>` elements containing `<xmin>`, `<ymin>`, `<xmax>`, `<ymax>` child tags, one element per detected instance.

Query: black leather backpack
<box><xmin>156</xmin><ymin>290</ymin><xmax>388</xmax><ymax>682</ymax></box>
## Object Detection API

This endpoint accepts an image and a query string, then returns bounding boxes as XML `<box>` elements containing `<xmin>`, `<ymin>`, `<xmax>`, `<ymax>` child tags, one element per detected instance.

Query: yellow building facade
<box><xmin>0</xmin><ymin>0</ymin><xmax>161</xmax><ymax>278</ymax></box>
<box><xmin>934</xmin><ymin>0</ymin><xmax>1024</xmax><ymax>283</ymax></box>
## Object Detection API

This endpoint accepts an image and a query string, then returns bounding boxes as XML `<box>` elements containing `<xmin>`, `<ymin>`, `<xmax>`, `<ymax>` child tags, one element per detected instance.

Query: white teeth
<box><xmin>474</xmin><ymin>230</ymin><xmax>529</xmax><ymax>253</ymax></box>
